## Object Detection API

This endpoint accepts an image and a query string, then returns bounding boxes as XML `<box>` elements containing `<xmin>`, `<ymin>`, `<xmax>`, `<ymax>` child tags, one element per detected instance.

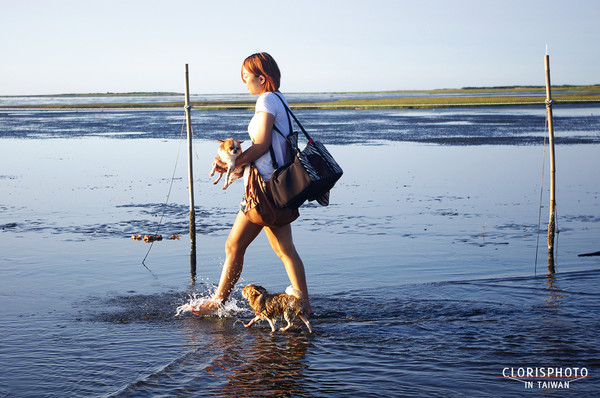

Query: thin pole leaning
<box><xmin>544</xmin><ymin>54</ymin><xmax>556</xmax><ymax>274</ymax></box>
<box><xmin>184</xmin><ymin>64</ymin><xmax>197</xmax><ymax>278</ymax></box>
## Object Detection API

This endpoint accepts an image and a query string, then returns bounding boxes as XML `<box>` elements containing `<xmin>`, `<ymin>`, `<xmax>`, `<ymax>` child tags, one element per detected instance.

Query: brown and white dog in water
<box><xmin>209</xmin><ymin>138</ymin><xmax>244</xmax><ymax>189</ymax></box>
<box><xmin>242</xmin><ymin>284</ymin><xmax>312</xmax><ymax>333</ymax></box>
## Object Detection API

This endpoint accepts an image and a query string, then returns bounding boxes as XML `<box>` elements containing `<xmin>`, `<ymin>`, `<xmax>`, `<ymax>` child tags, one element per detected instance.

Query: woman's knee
<box><xmin>266</xmin><ymin>226</ymin><xmax>298</xmax><ymax>260</ymax></box>
<box><xmin>225</xmin><ymin>237</ymin><xmax>244</xmax><ymax>257</ymax></box>
<box><xmin>274</xmin><ymin>241</ymin><xmax>299</xmax><ymax>261</ymax></box>
<box><xmin>224</xmin><ymin>214</ymin><xmax>261</xmax><ymax>258</ymax></box>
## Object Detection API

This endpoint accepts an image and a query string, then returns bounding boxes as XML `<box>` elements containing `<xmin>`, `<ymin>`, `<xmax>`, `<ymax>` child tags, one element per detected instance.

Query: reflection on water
<box><xmin>204</xmin><ymin>330</ymin><xmax>311</xmax><ymax>397</ymax></box>
<box><xmin>544</xmin><ymin>273</ymin><xmax>564</xmax><ymax>308</ymax></box>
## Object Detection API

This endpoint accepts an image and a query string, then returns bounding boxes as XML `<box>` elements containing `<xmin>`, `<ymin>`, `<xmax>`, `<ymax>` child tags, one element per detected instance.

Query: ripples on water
<box><xmin>23</xmin><ymin>271</ymin><xmax>594</xmax><ymax>397</ymax></box>
<box><xmin>1</xmin><ymin>104</ymin><xmax>599</xmax><ymax>397</ymax></box>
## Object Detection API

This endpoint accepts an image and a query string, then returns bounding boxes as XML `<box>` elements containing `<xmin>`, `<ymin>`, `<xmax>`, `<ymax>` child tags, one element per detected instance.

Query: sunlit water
<box><xmin>1</xmin><ymin>102</ymin><xmax>599</xmax><ymax>396</ymax></box>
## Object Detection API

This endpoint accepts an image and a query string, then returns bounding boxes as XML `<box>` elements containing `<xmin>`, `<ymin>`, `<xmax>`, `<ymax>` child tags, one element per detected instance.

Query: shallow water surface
<box><xmin>1</xmin><ymin>106</ymin><xmax>599</xmax><ymax>396</ymax></box>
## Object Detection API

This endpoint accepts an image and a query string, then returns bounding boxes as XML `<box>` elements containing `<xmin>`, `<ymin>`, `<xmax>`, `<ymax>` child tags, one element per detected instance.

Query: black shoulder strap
<box><xmin>267</xmin><ymin>92</ymin><xmax>314</xmax><ymax>169</ymax></box>
<box><xmin>268</xmin><ymin>144</ymin><xmax>278</xmax><ymax>169</ymax></box>
<box><xmin>272</xmin><ymin>92</ymin><xmax>313</xmax><ymax>142</ymax></box>
<box><xmin>269</xmin><ymin>92</ymin><xmax>294</xmax><ymax>169</ymax></box>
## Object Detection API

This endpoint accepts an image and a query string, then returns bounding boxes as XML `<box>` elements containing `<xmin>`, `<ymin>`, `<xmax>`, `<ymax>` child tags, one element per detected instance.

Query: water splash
<box><xmin>175</xmin><ymin>294</ymin><xmax>246</xmax><ymax>318</ymax></box>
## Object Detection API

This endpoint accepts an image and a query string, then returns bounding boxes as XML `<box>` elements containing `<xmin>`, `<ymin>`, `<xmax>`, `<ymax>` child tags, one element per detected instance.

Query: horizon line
<box><xmin>2</xmin><ymin>84</ymin><xmax>600</xmax><ymax>98</ymax></box>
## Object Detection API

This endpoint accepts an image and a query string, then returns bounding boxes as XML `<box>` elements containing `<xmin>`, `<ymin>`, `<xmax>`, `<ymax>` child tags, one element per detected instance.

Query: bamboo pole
<box><xmin>184</xmin><ymin>64</ymin><xmax>197</xmax><ymax>279</ymax></box>
<box><xmin>544</xmin><ymin>54</ymin><xmax>556</xmax><ymax>274</ymax></box>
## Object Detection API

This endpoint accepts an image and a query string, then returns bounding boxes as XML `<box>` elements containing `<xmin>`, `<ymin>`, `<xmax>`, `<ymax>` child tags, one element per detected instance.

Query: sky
<box><xmin>1</xmin><ymin>0</ymin><xmax>598</xmax><ymax>95</ymax></box>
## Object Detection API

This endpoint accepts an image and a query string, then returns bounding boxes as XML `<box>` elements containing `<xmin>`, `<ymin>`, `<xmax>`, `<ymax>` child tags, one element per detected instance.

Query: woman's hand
<box><xmin>211</xmin><ymin>156</ymin><xmax>228</xmax><ymax>173</ymax></box>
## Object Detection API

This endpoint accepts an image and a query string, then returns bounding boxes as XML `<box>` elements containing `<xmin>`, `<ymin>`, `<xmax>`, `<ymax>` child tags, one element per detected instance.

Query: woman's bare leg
<box><xmin>190</xmin><ymin>211</ymin><xmax>262</xmax><ymax>315</ymax></box>
<box><xmin>264</xmin><ymin>224</ymin><xmax>312</xmax><ymax>315</ymax></box>
<box><xmin>214</xmin><ymin>211</ymin><xmax>263</xmax><ymax>301</ymax></box>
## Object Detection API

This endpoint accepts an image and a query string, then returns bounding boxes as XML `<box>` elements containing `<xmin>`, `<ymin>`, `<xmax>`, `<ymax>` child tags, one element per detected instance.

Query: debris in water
<box><xmin>578</xmin><ymin>251</ymin><xmax>600</xmax><ymax>257</ymax></box>
<box><xmin>143</xmin><ymin>234</ymin><xmax>162</xmax><ymax>242</ymax></box>
<box><xmin>130</xmin><ymin>234</ymin><xmax>179</xmax><ymax>242</ymax></box>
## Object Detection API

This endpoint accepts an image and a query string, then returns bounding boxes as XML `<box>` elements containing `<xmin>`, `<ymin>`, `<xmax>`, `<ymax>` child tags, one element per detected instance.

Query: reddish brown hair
<box><xmin>241</xmin><ymin>52</ymin><xmax>281</xmax><ymax>92</ymax></box>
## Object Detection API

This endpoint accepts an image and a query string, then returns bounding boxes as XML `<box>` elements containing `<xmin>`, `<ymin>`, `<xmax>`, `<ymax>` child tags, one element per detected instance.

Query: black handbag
<box><xmin>269</xmin><ymin>93</ymin><xmax>343</xmax><ymax>209</ymax></box>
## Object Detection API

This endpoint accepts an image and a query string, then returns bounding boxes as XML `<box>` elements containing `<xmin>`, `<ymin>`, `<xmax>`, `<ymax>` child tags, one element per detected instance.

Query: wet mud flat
<box><xmin>1</xmin><ymin>105</ymin><xmax>600</xmax><ymax>396</ymax></box>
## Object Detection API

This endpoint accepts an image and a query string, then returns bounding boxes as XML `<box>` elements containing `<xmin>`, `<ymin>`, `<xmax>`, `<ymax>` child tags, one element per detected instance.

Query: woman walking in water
<box><xmin>191</xmin><ymin>52</ymin><xmax>311</xmax><ymax>316</ymax></box>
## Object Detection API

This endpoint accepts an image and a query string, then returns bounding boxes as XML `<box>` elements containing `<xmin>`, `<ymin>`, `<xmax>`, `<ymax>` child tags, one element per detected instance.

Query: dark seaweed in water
<box><xmin>2</xmin><ymin>104</ymin><xmax>600</xmax><ymax>145</ymax></box>
<box><xmin>0</xmin><ymin>203</ymin><xmax>236</xmax><ymax>238</ymax></box>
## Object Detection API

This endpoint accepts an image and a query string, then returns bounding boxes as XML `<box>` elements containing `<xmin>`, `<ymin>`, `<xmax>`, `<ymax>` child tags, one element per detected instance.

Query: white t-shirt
<box><xmin>247</xmin><ymin>91</ymin><xmax>292</xmax><ymax>181</ymax></box>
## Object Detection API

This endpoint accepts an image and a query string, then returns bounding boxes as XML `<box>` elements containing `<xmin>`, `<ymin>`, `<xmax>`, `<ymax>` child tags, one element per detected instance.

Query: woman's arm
<box><xmin>237</xmin><ymin>111</ymin><xmax>275</xmax><ymax>167</ymax></box>
<box><xmin>213</xmin><ymin>111</ymin><xmax>275</xmax><ymax>171</ymax></box>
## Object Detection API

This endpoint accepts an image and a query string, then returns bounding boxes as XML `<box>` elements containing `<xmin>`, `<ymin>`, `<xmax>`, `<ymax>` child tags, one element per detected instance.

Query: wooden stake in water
<box><xmin>184</xmin><ymin>64</ymin><xmax>197</xmax><ymax>278</ymax></box>
<box><xmin>544</xmin><ymin>54</ymin><xmax>556</xmax><ymax>274</ymax></box>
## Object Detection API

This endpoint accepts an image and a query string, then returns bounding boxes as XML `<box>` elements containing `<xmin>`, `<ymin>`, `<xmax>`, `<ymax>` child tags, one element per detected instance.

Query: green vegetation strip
<box><xmin>293</xmin><ymin>94</ymin><xmax>600</xmax><ymax>110</ymax></box>
<box><xmin>3</xmin><ymin>86</ymin><xmax>599</xmax><ymax>110</ymax></box>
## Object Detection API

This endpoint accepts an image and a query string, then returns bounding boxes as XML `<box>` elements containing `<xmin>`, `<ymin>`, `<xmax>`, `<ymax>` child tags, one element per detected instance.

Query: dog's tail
<box><xmin>285</xmin><ymin>285</ymin><xmax>303</xmax><ymax>299</ymax></box>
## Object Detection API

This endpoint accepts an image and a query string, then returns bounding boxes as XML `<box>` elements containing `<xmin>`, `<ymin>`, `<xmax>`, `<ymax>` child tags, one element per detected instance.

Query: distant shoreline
<box><xmin>0</xmin><ymin>92</ymin><xmax>184</xmax><ymax>98</ymax></box>
<box><xmin>1</xmin><ymin>85</ymin><xmax>599</xmax><ymax>110</ymax></box>
<box><xmin>1</xmin><ymin>84</ymin><xmax>598</xmax><ymax>97</ymax></box>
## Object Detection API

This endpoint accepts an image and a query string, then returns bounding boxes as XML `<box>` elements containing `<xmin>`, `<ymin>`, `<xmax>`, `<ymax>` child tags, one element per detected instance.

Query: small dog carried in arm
<box><xmin>209</xmin><ymin>138</ymin><xmax>245</xmax><ymax>189</ymax></box>
<box><xmin>242</xmin><ymin>284</ymin><xmax>312</xmax><ymax>333</ymax></box>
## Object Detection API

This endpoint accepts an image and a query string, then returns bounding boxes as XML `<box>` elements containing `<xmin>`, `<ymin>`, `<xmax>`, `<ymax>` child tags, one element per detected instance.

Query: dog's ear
<box><xmin>249</xmin><ymin>286</ymin><xmax>267</xmax><ymax>299</ymax></box>
<box><xmin>243</xmin><ymin>285</ymin><xmax>257</xmax><ymax>298</ymax></box>
<box><xmin>257</xmin><ymin>292</ymin><xmax>267</xmax><ymax>307</ymax></box>
<box><xmin>255</xmin><ymin>286</ymin><xmax>267</xmax><ymax>294</ymax></box>
<box><xmin>217</xmin><ymin>139</ymin><xmax>224</xmax><ymax>144</ymax></box>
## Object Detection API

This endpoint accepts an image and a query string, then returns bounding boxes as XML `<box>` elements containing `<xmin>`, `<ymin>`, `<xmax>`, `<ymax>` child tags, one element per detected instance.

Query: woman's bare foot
<box><xmin>188</xmin><ymin>300</ymin><xmax>223</xmax><ymax>316</ymax></box>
